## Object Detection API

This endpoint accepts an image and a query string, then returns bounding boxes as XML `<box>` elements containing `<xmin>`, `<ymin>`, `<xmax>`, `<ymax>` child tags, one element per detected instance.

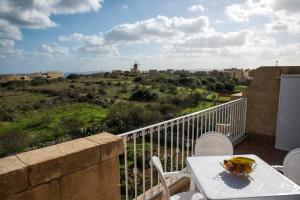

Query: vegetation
<box><xmin>0</xmin><ymin>70</ymin><xmax>249</xmax><ymax>157</ymax></box>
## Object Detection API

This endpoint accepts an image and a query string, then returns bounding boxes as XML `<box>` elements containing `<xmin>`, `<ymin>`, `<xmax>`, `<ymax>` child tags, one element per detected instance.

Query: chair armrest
<box><xmin>163</xmin><ymin>171</ymin><xmax>191</xmax><ymax>178</ymax></box>
<box><xmin>272</xmin><ymin>165</ymin><xmax>284</xmax><ymax>172</ymax></box>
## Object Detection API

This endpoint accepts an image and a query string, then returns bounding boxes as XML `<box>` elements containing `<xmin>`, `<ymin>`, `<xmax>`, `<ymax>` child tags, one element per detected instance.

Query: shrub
<box><xmin>0</xmin><ymin>129</ymin><xmax>28</xmax><ymax>156</ymax></box>
<box><xmin>66</xmin><ymin>74</ymin><xmax>79</xmax><ymax>79</ymax></box>
<box><xmin>188</xmin><ymin>91</ymin><xmax>205</xmax><ymax>106</ymax></box>
<box><xmin>133</xmin><ymin>76</ymin><xmax>143</xmax><ymax>83</ymax></box>
<box><xmin>4</xmin><ymin>81</ymin><xmax>28</xmax><ymax>90</ymax></box>
<box><xmin>27</xmin><ymin>115</ymin><xmax>52</xmax><ymax>129</ymax></box>
<box><xmin>105</xmin><ymin>103</ymin><xmax>163</xmax><ymax>133</ymax></box>
<box><xmin>60</xmin><ymin>115</ymin><xmax>85</xmax><ymax>137</ymax></box>
<box><xmin>99</xmin><ymin>88</ymin><xmax>107</xmax><ymax>95</ymax></box>
<box><xmin>0</xmin><ymin>106</ymin><xmax>15</xmax><ymax>121</ymax></box>
<box><xmin>224</xmin><ymin>81</ymin><xmax>235</xmax><ymax>91</ymax></box>
<box><xmin>159</xmin><ymin>85</ymin><xmax>167</xmax><ymax>92</ymax></box>
<box><xmin>206</xmin><ymin>82</ymin><xmax>216</xmax><ymax>91</ymax></box>
<box><xmin>31</xmin><ymin>78</ymin><xmax>48</xmax><ymax>86</ymax></box>
<box><xmin>150</xmin><ymin>103</ymin><xmax>177</xmax><ymax>119</ymax></box>
<box><xmin>129</xmin><ymin>88</ymin><xmax>158</xmax><ymax>102</ymax></box>
<box><xmin>18</xmin><ymin>103</ymin><xmax>32</xmax><ymax>111</ymax></box>
<box><xmin>168</xmin><ymin>85</ymin><xmax>177</xmax><ymax>94</ymax></box>
<box><xmin>87</xmin><ymin>91</ymin><xmax>97</xmax><ymax>99</ymax></box>
<box><xmin>119</xmin><ymin>85</ymin><xmax>127</xmax><ymax>93</ymax></box>
<box><xmin>216</xmin><ymin>82</ymin><xmax>225</xmax><ymax>92</ymax></box>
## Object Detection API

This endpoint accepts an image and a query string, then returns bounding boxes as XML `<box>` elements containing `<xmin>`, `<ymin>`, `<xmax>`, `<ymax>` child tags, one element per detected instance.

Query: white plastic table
<box><xmin>186</xmin><ymin>154</ymin><xmax>300</xmax><ymax>200</ymax></box>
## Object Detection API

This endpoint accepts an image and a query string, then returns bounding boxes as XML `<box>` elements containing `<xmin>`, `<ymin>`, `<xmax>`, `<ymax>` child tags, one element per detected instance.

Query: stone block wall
<box><xmin>243</xmin><ymin>66</ymin><xmax>300</xmax><ymax>137</ymax></box>
<box><xmin>0</xmin><ymin>133</ymin><xmax>123</xmax><ymax>200</ymax></box>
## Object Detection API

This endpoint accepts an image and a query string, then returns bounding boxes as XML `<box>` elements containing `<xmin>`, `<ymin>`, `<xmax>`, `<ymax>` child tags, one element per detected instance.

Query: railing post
<box><xmin>243</xmin><ymin>97</ymin><xmax>247</xmax><ymax>135</ymax></box>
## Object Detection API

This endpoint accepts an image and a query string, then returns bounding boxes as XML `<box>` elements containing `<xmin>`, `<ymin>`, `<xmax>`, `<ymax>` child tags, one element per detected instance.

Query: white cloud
<box><xmin>188</xmin><ymin>4</ymin><xmax>205</xmax><ymax>12</ymax></box>
<box><xmin>58</xmin><ymin>15</ymin><xmax>214</xmax><ymax>56</ymax></box>
<box><xmin>121</xmin><ymin>4</ymin><xmax>129</xmax><ymax>10</ymax></box>
<box><xmin>104</xmin><ymin>15</ymin><xmax>212</xmax><ymax>43</ymax></box>
<box><xmin>59</xmin><ymin>33</ymin><xmax>118</xmax><ymax>55</ymax></box>
<box><xmin>59</xmin><ymin>33</ymin><xmax>104</xmax><ymax>45</ymax></box>
<box><xmin>40</xmin><ymin>44</ymin><xmax>69</xmax><ymax>57</ymax></box>
<box><xmin>0</xmin><ymin>0</ymin><xmax>102</xmax><ymax>29</ymax></box>
<box><xmin>225</xmin><ymin>0</ymin><xmax>300</xmax><ymax>33</ymax></box>
<box><xmin>165</xmin><ymin>30</ymin><xmax>251</xmax><ymax>54</ymax></box>
<box><xmin>0</xmin><ymin>0</ymin><xmax>103</xmax><ymax>57</ymax></box>
<box><xmin>273</xmin><ymin>0</ymin><xmax>300</xmax><ymax>13</ymax></box>
<box><xmin>214</xmin><ymin>20</ymin><xmax>224</xmax><ymax>24</ymax></box>
<box><xmin>75</xmin><ymin>45</ymin><xmax>119</xmax><ymax>55</ymax></box>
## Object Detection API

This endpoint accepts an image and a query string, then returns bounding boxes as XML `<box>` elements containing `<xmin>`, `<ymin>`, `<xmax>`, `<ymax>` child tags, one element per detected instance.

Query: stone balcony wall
<box><xmin>0</xmin><ymin>133</ymin><xmax>123</xmax><ymax>200</ymax></box>
<box><xmin>243</xmin><ymin>66</ymin><xmax>300</xmax><ymax>137</ymax></box>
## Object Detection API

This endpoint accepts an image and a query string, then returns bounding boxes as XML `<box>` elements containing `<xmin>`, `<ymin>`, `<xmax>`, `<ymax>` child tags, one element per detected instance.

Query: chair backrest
<box><xmin>152</xmin><ymin>156</ymin><xmax>170</xmax><ymax>200</ymax></box>
<box><xmin>194</xmin><ymin>131</ymin><xmax>233</xmax><ymax>156</ymax></box>
<box><xmin>283</xmin><ymin>148</ymin><xmax>300</xmax><ymax>185</ymax></box>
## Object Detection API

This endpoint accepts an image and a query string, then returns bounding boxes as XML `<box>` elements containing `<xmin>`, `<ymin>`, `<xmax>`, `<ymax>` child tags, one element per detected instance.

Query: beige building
<box><xmin>0</xmin><ymin>75</ymin><xmax>30</xmax><ymax>82</ymax></box>
<box><xmin>224</xmin><ymin>68</ymin><xmax>254</xmax><ymax>81</ymax></box>
<box><xmin>45</xmin><ymin>71</ymin><xmax>64</xmax><ymax>79</ymax></box>
<box><xmin>29</xmin><ymin>71</ymin><xmax>64</xmax><ymax>79</ymax></box>
<box><xmin>30</xmin><ymin>72</ymin><xmax>44</xmax><ymax>79</ymax></box>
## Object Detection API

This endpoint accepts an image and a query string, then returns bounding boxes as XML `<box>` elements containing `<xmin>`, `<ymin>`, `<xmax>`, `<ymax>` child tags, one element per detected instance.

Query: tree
<box><xmin>60</xmin><ymin>116</ymin><xmax>85</xmax><ymax>137</ymax></box>
<box><xmin>216</xmin><ymin>82</ymin><xmax>225</xmax><ymax>92</ymax></box>
<box><xmin>224</xmin><ymin>80</ymin><xmax>235</xmax><ymax>91</ymax></box>
<box><xmin>129</xmin><ymin>88</ymin><xmax>158</xmax><ymax>102</ymax></box>
<box><xmin>0</xmin><ymin>106</ymin><xmax>15</xmax><ymax>121</ymax></box>
<box><xmin>206</xmin><ymin>82</ymin><xmax>216</xmax><ymax>91</ymax></box>
<box><xmin>188</xmin><ymin>91</ymin><xmax>205</xmax><ymax>106</ymax></box>
<box><xmin>66</xmin><ymin>74</ymin><xmax>79</xmax><ymax>79</ymax></box>
<box><xmin>105</xmin><ymin>103</ymin><xmax>163</xmax><ymax>133</ymax></box>
<box><xmin>133</xmin><ymin>76</ymin><xmax>143</xmax><ymax>83</ymax></box>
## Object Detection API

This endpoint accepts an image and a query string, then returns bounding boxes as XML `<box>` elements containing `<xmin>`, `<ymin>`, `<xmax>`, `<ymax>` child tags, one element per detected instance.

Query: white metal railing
<box><xmin>119</xmin><ymin>98</ymin><xmax>247</xmax><ymax>200</ymax></box>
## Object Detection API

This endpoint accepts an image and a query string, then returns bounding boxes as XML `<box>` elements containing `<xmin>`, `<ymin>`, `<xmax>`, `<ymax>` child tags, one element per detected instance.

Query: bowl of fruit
<box><xmin>221</xmin><ymin>156</ymin><xmax>256</xmax><ymax>176</ymax></box>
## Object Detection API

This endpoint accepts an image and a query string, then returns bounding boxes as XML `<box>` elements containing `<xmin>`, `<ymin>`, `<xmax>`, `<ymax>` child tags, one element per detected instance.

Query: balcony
<box><xmin>117</xmin><ymin>66</ymin><xmax>300</xmax><ymax>199</ymax></box>
<box><xmin>0</xmin><ymin>66</ymin><xmax>298</xmax><ymax>200</ymax></box>
<box><xmin>118</xmin><ymin>97</ymin><xmax>287</xmax><ymax>200</ymax></box>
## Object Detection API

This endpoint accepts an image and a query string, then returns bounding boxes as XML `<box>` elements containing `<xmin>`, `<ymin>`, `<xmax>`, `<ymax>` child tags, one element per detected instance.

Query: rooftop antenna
<box><xmin>276</xmin><ymin>60</ymin><xmax>279</xmax><ymax>67</ymax></box>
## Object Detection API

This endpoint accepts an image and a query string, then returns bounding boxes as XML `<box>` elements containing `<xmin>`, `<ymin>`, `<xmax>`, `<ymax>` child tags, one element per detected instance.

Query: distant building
<box><xmin>223</xmin><ymin>68</ymin><xmax>253</xmax><ymax>81</ymax></box>
<box><xmin>45</xmin><ymin>71</ymin><xmax>64</xmax><ymax>79</ymax></box>
<box><xmin>30</xmin><ymin>72</ymin><xmax>44</xmax><ymax>79</ymax></box>
<box><xmin>112</xmin><ymin>70</ymin><xmax>122</xmax><ymax>74</ymax></box>
<box><xmin>30</xmin><ymin>71</ymin><xmax>63</xmax><ymax>79</ymax></box>
<box><xmin>0</xmin><ymin>75</ymin><xmax>30</xmax><ymax>82</ymax></box>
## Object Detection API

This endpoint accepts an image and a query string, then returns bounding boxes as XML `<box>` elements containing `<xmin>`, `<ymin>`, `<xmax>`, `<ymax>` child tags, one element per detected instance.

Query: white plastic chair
<box><xmin>152</xmin><ymin>156</ymin><xmax>203</xmax><ymax>200</ymax></box>
<box><xmin>194</xmin><ymin>131</ymin><xmax>233</xmax><ymax>156</ymax></box>
<box><xmin>272</xmin><ymin>148</ymin><xmax>300</xmax><ymax>186</ymax></box>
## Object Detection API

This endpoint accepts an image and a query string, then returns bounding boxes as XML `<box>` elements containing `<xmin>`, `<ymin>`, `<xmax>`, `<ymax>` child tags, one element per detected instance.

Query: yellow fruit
<box><xmin>228</xmin><ymin>157</ymin><xmax>255</xmax><ymax>166</ymax></box>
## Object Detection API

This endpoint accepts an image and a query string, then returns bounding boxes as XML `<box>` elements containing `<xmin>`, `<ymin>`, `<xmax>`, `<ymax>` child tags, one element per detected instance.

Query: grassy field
<box><xmin>180</xmin><ymin>102</ymin><xmax>217</xmax><ymax>115</ymax></box>
<box><xmin>0</xmin><ymin>71</ymin><xmax>248</xmax><ymax>156</ymax></box>
<box><xmin>0</xmin><ymin>99</ymin><xmax>108</xmax><ymax>145</ymax></box>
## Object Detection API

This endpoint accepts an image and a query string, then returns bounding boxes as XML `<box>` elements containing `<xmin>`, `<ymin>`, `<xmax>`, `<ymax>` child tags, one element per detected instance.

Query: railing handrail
<box><xmin>118</xmin><ymin>97</ymin><xmax>246</xmax><ymax>137</ymax></box>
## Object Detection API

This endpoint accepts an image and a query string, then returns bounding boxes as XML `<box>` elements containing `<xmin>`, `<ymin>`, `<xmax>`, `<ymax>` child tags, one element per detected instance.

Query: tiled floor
<box><xmin>234</xmin><ymin>134</ymin><xmax>288</xmax><ymax>165</ymax></box>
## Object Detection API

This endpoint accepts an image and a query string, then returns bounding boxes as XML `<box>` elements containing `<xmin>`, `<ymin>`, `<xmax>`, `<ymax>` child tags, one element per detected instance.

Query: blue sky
<box><xmin>0</xmin><ymin>0</ymin><xmax>299</xmax><ymax>73</ymax></box>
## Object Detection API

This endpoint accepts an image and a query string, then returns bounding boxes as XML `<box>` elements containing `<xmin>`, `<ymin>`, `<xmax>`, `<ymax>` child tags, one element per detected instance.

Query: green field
<box><xmin>0</xmin><ymin>71</ymin><xmax>248</xmax><ymax>156</ymax></box>
<box><xmin>0</xmin><ymin>102</ymin><xmax>107</xmax><ymax>146</ymax></box>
